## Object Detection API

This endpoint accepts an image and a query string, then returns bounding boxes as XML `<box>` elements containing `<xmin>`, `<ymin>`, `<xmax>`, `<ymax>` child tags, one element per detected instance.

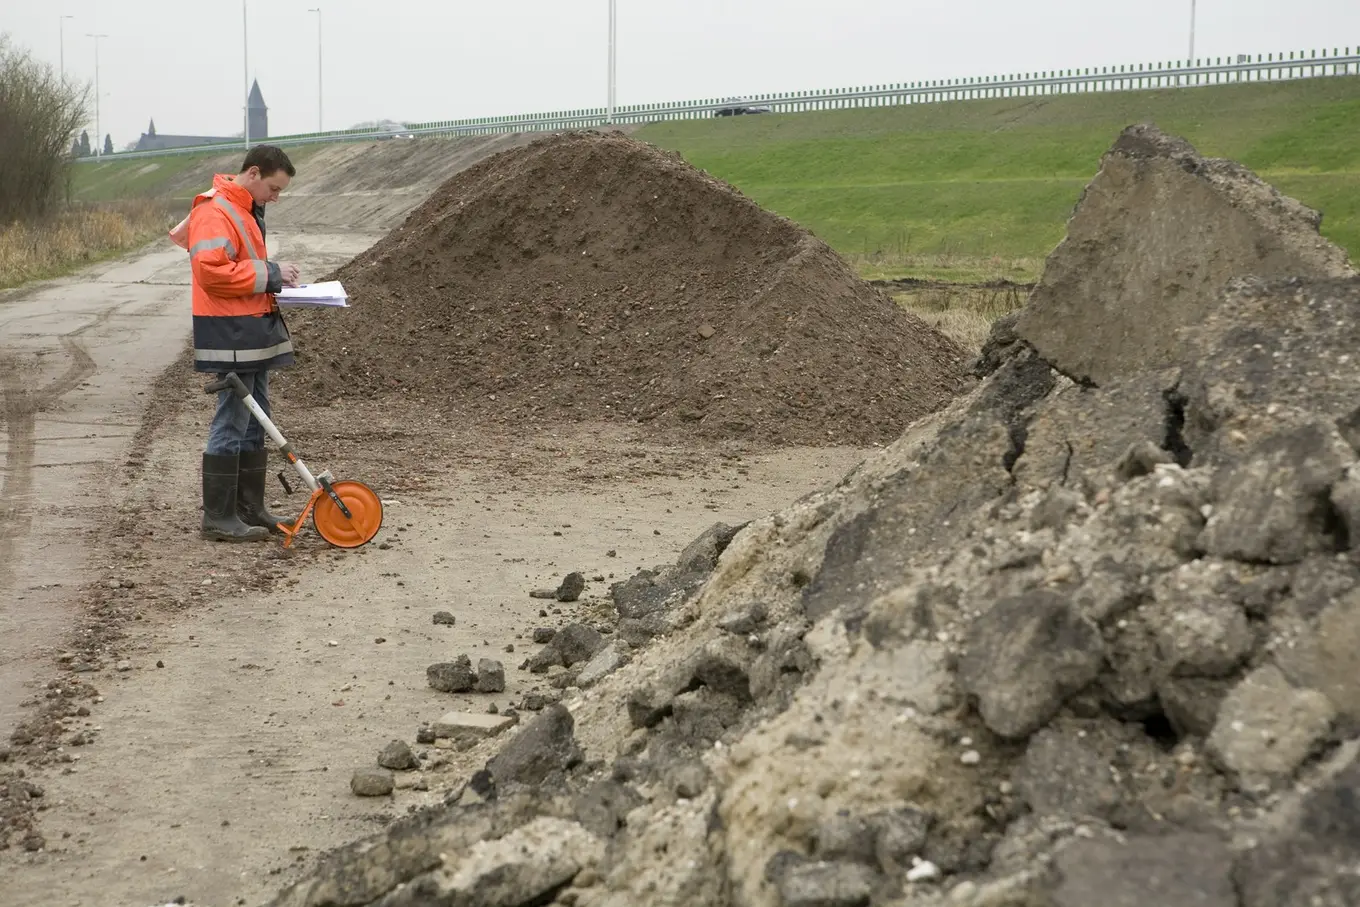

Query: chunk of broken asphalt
<box><xmin>427</xmin><ymin>655</ymin><xmax>477</xmax><ymax>693</ymax></box>
<box><xmin>958</xmin><ymin>590</ymin><xmax>1104</xmax><ymax>738</ymax></box>
<box><xmin>487</xmin><ymin>703</ymin><xmax>583</xmax><ymax>787</ymax></box>
<box><xmin>554</xmin><ymin>572</ymin><xmax>587</xmax><ymax>603</ymax></box>
<box><xmin>475</xmin><ymin>658</ymin><xmax>507</xmax><ymax>693</ymax></box>
<box><xmin>528</xmin><ymin>623</ymin><xmax>605</xmax><ymax>673</ymax></box>
<box><xmin>432</xmin><ymin>611</ymin><xmax>457</xmax><ymax>626</ymax></box>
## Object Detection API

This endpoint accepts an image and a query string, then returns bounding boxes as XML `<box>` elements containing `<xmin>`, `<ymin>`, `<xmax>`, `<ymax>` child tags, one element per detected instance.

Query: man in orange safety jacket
<box><xmin>173</xmin><ymin>145</ymin><xmax>303</xmax><ymax>542</ymax></box>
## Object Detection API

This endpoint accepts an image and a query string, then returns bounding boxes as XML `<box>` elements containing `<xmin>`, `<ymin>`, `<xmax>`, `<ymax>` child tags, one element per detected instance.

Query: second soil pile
<box><xmin>283</xmin><ymin>132</ymin><xmax>968</xmax><ymax>447</ymax></box>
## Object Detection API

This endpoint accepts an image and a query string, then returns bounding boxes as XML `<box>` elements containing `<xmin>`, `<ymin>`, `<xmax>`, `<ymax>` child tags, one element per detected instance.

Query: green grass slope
<box><xmin>72</xmin><ymin>144</ymin><xmax>330</xmax><ymax>207</ymax></box>
<box><xmin>636</xmin><ymin>76</ymin><xmax>1360</xmax><ymax>280</ymax></box>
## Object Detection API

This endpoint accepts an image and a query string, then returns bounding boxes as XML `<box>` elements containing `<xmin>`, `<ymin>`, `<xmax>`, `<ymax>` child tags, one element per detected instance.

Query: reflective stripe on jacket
<box><xmin>186</xmin><ymin>175</ymin><xmax>294</xmax><ymax>373</ymax></box>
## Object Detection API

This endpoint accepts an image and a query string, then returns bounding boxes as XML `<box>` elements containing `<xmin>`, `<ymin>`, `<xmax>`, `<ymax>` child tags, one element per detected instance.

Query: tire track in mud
<box><xmin>0</xmin><ymin>315</ymin><xmax>104</xmax><ymax>598</ymax></box>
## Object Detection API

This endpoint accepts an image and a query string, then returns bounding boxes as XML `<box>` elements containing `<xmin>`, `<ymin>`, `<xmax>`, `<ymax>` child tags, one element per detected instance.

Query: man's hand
<box><xmin>280</xmin><ymin>262</ymin><xmax>301</xmax><ymax>287</ymax></box>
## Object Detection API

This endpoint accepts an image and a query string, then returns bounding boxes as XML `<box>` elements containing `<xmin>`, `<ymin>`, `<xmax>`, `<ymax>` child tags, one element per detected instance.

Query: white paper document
<box><xmin>277</xmin><ymin>280</ymin><xmax>349</xmax><ymax>308</ymax></box>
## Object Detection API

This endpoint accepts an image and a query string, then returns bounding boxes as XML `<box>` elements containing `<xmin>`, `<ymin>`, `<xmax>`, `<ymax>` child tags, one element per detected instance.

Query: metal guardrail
<box><xmin>79</xmin><ymin>45</ymin><xmax>1358</xmax><ymax>163</ymax></box>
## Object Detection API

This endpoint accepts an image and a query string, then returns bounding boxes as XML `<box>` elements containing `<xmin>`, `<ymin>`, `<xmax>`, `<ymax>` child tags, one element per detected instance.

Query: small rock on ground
<box><xmin>351</xmin><ymin>769</ymin><xmax>395</xmax><ymax>797</ymax></box>
<box><xmin>555</xmin><ymin>572</ymin><xmax>587</xmax><ymax>603</ymax></box>
<box><xmin>476</xmin><ymin>659</ymin><xmax>507</xmax><ymax>693</ymax></box>
<box><xmin>377</xmin><ymin>739</ymin><xmax>419</xmax><ymax>771</ymax></box>
<box><xmin>428</xmin><ymin>655</ymin><xmax>478</xmax><ymax>693</ymax></box>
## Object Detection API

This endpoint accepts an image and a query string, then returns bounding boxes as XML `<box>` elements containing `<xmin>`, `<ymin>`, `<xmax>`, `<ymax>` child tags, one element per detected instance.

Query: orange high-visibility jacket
<box><xmin>184</xmin><ymin>174</ymin><xmax>294</xmax><ymax>373</ymax></box>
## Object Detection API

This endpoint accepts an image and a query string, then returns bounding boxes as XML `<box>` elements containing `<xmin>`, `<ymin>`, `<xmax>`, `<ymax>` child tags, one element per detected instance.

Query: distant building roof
<box><xmin>136</xmin><ymin>133</ymin><xmax>238</xmax><ymax>152</ymax></box>
<box><xmin>248</xmin><ymin>80</ymin><xmax>267</xmax><ymax>111</ymax></box>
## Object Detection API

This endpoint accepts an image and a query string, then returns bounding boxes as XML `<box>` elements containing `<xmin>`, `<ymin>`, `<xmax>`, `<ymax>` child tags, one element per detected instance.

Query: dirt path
<box><xmin>0</xmin><ymin>247</ymin><xmax>190</xmax><ymax>738</ymax></box>
<box><xmin>0</xmin><ymin>229</ymin><xmax>872</xmax><ymax>905</ymax></box>
<box><xmin>3</xmin><ymin>431</ymin><xmax>862</xmax><ymax>906</ymax></box>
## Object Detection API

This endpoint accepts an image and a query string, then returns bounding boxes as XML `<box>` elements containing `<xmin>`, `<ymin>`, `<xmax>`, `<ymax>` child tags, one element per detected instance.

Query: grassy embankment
<box><xmin>637</xmin><ymin>76</ymin><xmax>1360</xmax><ymax>347</ymax></box>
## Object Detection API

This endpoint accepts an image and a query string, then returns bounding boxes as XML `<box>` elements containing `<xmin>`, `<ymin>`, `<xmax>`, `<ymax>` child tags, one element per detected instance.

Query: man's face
<box><xmin>242</xmin><ymin>166</ymin><xmax>291</xmax><ymax>205</ymax></box>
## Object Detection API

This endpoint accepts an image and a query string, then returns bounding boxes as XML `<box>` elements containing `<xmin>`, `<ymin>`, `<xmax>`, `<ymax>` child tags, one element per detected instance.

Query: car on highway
<box><xmin>713</xmin><ymin>97</ymin><xmax>772</xmax><ymax>117</ymax></box>
<box><xmin>373</xmin><ymin>119</ymin><xmax>415</xmax><ymax>140</ymax></box>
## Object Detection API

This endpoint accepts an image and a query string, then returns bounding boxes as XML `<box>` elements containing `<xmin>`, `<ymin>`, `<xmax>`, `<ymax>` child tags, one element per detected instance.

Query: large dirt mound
<box><xmin>282</xmin><ymin>132</ymin><xmax>968</xmax><ymax>446</ymax></box>
<box><xmin>269</xmin><ymin>127</ymin><xmax>1360</xmax><ymax>907</ymax></box>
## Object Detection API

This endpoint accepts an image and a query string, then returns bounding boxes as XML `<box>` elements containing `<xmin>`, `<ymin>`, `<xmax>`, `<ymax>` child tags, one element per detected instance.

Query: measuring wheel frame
<box><xmin>203</xmin><ymin>371</ymin><xmax>384</xmax><ymax>550</ymax></box>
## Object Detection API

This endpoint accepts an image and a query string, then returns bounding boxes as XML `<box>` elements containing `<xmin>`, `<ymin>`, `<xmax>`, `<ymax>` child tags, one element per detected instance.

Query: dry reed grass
<box><xmin>0</xmin><ymin>201</ymin><xmax>172</xmax><ymax>289</ymax></box>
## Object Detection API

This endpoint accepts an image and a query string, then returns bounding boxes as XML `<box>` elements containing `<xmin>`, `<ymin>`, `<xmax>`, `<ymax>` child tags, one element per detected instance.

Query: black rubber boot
<box><xmin>237</xmin><ymin>449</ymin><xmax>286</xmax><ymax>534</ymax></box>
<box><xmin>201</xmin><ymin>454</ymin><xmax>270</xmax><ymax>542</ymax></box>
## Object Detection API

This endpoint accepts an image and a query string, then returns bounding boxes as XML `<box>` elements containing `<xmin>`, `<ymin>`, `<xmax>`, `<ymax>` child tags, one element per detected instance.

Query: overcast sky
<box><xmin>5</xmin><ymin>1</ymin><xmax>1358</xmax><ymax>147</ymax></box>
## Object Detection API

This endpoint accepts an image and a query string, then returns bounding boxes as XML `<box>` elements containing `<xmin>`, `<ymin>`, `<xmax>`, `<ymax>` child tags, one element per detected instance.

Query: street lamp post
<box><xmin>607</xmin><ymin>0</ymin><xmax>616</xmax><ymax>124</ymax></box>
<box><xmin>1189</xmin><ymin>0</ymin><xmax>1197</xmax><ymax>63</ymax></box>
<box><xmin>308</xmin><ymin>7</ymin><xmax>323</xmax><ymax>132</ymax></box>
<box><xmin>243</xmin><ymin>0</ymin><xmax>250</xmax><ymax>149</ymax></box>
<box><xmin>87</xmin><ymin>33</ymin><xmax>108</xmax><ymax>156</ymax></box>
<box><xmin>59</xmin><ymin>15</ymin><xmax>75</xmax><ymax>81</ymax></box>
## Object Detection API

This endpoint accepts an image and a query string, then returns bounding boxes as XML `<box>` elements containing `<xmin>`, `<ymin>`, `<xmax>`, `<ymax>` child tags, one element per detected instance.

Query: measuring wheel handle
<box><xmin>203</xmin><ymin>372</ymin><xmax>251</xmax><ymax>399</ymax></box>
<box><xmin>319</xmin><ymin>475</ymin><xmax>355</xmax><ymax>520</ymax></box>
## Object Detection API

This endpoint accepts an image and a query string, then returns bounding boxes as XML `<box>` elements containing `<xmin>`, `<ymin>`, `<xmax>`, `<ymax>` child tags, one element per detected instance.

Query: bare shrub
<box><xmin>0</xmin><ymin>33</ymin><xmax>90</xmax><ymax>222</ymax></box>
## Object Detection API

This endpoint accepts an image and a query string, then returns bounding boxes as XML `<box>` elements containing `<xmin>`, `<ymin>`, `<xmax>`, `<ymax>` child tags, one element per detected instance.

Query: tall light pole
<box><xmin>243</xmin><ymin>0</ymin><xmax>251</xmax><ymax>149</ymax></box>
<box><xmin>608</xmin><ymin>0</ymin><xmax>617</xmax><ymax>123</ymax></box>
<box><xmin>308</xmin><ymin>7</ymin><xmax>323</xmax><ymax>131</ymax></box>
<box><xmin>1189</xmin><ymin>0</ymin><xmax>1197</xmax><ymax>63</ymax></box>
<box><xmin>59</xmin><ymin>15</ymin><xmax>75</xmax><ymax>81</ymax></box>
<box><xmin>87</xmin><ymin>33</ymin><xmax>108</xmax><ymax>156</ymax></box>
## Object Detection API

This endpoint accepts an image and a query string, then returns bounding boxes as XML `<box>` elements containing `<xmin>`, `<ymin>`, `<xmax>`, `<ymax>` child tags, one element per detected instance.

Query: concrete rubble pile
<box><xmin>268</xmin><ymin>125</ymin><xmax>1360</xmax><ymax>907</ymax></box>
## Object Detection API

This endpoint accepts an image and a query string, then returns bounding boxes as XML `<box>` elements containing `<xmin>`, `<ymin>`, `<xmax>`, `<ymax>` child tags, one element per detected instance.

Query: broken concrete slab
<box><xmin>576</xmin><ymin>642</ymin><xmax>627</xmax><ymax>689</ymax></box>
<box><xmin>1053</xmin><ymin>832</ymin><xmax>1237</xmax><ymax>907</ymax></box>
<box><xmin>1179</xmin><ymin>277</ymin><xmax>1360</xmax><ymax>461</ymax></box>
<box><xmin>420</xmin><ymin>817</ymin><xmax>602</xmax><ymax>906</ymax></box>
<box><xmin>1013</xmin><ymin>727</ymin><xmax>1120</xmax><ymax>820</ymax></box>
<box><xmin>433</xmin><ymin>712</ymin><xmax>517</xmax><ymax>745</ymax></box>
<box><xmin>1013</xmin><ymin>123</ymin><xmax>1354</xmax><ymax>386</ymax></box>
<box><xmin>1198</xmin><ymin>421</ymin><xmax>1354</xmax><ymax>565</ymax></box>
<box><xmin>1208</xmin><ymin>664</ymin><xmax>1335</xmax><ymax>790</ymax></box>
<box><xmin>959</xmin><ymin>591</ymin><xmax>1105</xmax><ymax>738</ymax></box>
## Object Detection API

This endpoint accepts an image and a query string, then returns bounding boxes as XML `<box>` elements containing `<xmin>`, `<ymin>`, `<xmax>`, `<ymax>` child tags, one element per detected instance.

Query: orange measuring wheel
<box><xmin>312</xmin><ymin>481</ymin><xmax>384</xmax><ymax>549</ymax></box>
<box><xmin>202</xmin><ymin>373</ymin><xmax>385</xmax><ymax>551</ymax></box>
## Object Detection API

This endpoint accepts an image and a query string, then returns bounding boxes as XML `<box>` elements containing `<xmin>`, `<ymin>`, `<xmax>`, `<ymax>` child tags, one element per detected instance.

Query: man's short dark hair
<box><xmin>241</xmin><ymin>145</ymin><xmax>296</xmax><ymax>178</ymax></box>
